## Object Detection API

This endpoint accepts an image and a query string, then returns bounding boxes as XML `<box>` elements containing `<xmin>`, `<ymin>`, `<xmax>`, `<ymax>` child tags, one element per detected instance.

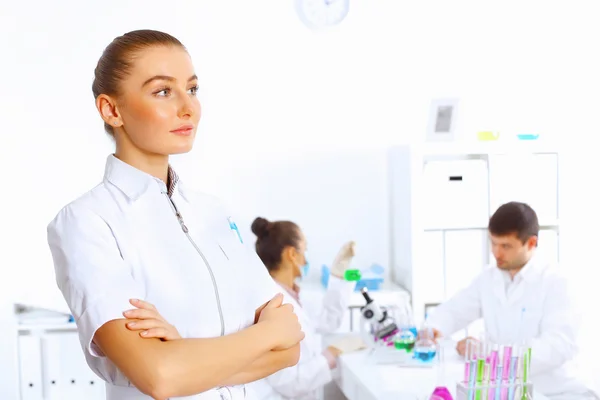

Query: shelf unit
<box><xmin>6</xmin><ymin>306</ymin><xmax>106</xmax><ymax>400</ymax></box>
<box><xmin>388</xmin><ymin>142</ymin><xmax>560</xmax><ymax>328</ymax></box>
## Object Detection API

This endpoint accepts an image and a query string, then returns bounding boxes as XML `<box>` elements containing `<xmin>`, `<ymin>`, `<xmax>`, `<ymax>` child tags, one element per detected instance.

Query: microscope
<box><xmin>359</xmin><ymin>287</ymin><xmax>398</xmax><ymax>341</ymax></box>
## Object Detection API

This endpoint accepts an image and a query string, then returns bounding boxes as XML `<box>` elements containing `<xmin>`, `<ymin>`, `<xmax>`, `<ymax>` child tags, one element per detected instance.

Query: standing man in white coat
<box><xmin>426</xmin><ymin>202</ymin><xmax>597</xmax><ymax>400</ymax></box>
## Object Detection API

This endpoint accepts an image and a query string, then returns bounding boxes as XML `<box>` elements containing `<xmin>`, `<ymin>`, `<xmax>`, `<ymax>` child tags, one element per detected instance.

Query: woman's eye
<box><xmin>154</xmin><ymin>88</ymin><xmax>171</xmax><ymax>97</ymax></box>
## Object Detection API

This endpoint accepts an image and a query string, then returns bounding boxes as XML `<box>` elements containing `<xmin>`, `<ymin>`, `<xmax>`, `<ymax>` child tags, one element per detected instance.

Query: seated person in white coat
<box><xmin>426</xmin><ymin>202</ymin><xmax>597</xmax><ymax>400</ymax></box>
<box><xmin>247</xmin><ymin>217</ymin><xmax>359</xmax><ymax>399</ymax></box>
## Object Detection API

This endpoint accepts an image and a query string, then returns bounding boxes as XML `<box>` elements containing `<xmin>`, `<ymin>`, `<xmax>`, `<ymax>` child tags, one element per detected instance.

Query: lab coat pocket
<box><xmin>217</xmin><ymin>232</ymin><xmax>246</xmax><ymax>270</ymax></box>
<box><xmin>518</xmin><ymin>307</ymin><xmax>544</xmax><ymax>341</ymax></box>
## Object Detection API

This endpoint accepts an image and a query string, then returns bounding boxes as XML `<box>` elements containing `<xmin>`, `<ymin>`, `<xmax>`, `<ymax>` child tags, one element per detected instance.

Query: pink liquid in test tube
<box><xmin>501</xmin><ymin>346</ymin><xmax>512</xmax><ymax>400</ymax></box>
<box><xmin>488</xmin><ymin>348</ymin><xmax>498</xmax><ymax>400</ymax></box>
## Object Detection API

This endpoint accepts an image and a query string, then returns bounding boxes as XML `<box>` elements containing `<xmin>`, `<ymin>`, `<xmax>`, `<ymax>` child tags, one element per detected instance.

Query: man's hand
<box><xmin>326</xmin><ymin>346</ymin><xmax>342</xmax><ymax>358</ymax></box>
<box><xmin>456</xmin><ymin>336</ymin><xmax>479</xmax><ymax>357</ymax></box>
<box><xmin>417</xmin><ymin>327</ymin><xmax>443</xmax><ymax>343</ymax></box>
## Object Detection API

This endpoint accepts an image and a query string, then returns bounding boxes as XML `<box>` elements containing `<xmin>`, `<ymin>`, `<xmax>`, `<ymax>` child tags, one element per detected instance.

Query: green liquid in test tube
<box><xmin>475</xmin><ymin>358</ymin><xmax>485</xmax><ymax>400</ymax></box>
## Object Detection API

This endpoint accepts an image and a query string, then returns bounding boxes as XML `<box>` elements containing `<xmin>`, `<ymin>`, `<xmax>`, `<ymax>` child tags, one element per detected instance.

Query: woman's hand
<box><xmin>123</xmin><ymin>299</ymin><xmax>182</xmax><ymax>341</ymax></box>
<box><xmin>330</xmin><ymin>241</ymin><xmax>356</xmax><ymax>278</ymax></box>
<box><xmin>257</xmin><ymin>293</ymin><xmax>305</xmax><ymax>350</ymax></box>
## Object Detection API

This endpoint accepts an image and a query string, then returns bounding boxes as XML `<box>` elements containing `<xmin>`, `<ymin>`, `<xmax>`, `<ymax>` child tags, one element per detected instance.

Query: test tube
<box><xmin>501</xmin><ymin>345</ymin><xmax>512</xmax><ymax>400</ymax></box>
<box><xmin>466</xmin><ymin>339</ymin><xmax>477</xmax><ymax>400</ymax></box>
<box><xmin>494</xmin><ymin>364</ymin><xmax>503</xmax><ymax>400</ymax></box>
<box><xmin>475</xmin><ymin>357</ymin><xmax>485</xmax><ymax>400</ymax></box>
<box><xmin>522</xmin><ymin>345</ymin><xmax>531</xmax><ymax>398</ymax></box>
<box><xmin>435</xmin><ymin>340</ymin><xmax>446</xmax><ymax>385</ymax></box>
<box><xmin>483</xmin><ymin>364</ymin><xmax>490</xmax><ymax>400</ymax></box>
<box><xmin>487</xmin><ymin>343</ymin><xmax>499</xmax><ymax>400</ymax></box>
<box><xmin>464</xmin><ymin>338</ymin><xmax>472</xmax><ymax>383</ymax></box>
<box><xmin>507</xmin><ymin>350</ymin><xmax>519</xmax><ymax>400</ymax></box>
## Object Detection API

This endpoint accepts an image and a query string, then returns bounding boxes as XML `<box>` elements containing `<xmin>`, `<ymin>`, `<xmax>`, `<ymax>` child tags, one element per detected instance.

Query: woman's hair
<box><xmin>92</xmin><ymin>29</ymin><xmax>185</xmax><ymax>135</ymax></box>
<box><xmin>251</xmin><ymin>217</ymin><xmax>301</xmax><ymax>272</ymax></box>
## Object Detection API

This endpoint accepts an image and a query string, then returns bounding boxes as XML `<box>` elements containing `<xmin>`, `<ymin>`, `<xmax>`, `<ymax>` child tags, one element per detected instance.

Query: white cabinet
<box><xmin>488</xmin><ymin>153</ymin><xmax>558</xmax><ymax>225</ymax></box>
<box><xmin>417</xmin><ymin>231</ymin><xmax>445</xmax><ymax>305</ymax></box>
<box><xmin>389</xmin><ymin>144</ymin><xmax>560</xmax><ymax>328</ymax></box>
<box><xmin>13</xmin><ymin>324</ymin><xmax>106</xmax><ymax>400</ymax></box>
<box><xmin>444</xmin><ymin>230</ymin><xmax>488</xmax><ymax>300</ymax></box>
<box><xmin>422</xmin><ymin>159</ymin><xmax>489</xmax><ymax>230</ymax></box>
<box><xmin>538</xmin><ymin>229</ymin><xmax>559</xmax><ymax>264</ymax></box>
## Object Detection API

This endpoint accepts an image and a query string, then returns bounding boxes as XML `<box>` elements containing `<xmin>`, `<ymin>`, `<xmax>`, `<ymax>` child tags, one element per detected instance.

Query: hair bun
<box><xmin>251</xmin><ymin>217</ymin><xmax>271</xmax><ymax>238</ymax></box>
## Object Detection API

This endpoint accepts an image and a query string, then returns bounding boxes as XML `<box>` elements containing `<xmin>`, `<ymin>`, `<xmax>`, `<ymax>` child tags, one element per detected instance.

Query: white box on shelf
<box><xmin>422</xmin><ymin>159</ymin><xmax>489</xmax><ymax>230</ymax></box>
<box><xmin>488</xmin><ymin>153</ymin><xmax>558</xmax><ymax>226</ymax></box>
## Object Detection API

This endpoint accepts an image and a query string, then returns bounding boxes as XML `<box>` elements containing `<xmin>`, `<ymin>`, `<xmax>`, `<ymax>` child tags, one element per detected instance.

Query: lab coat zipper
<box><xmin>166</xmin><ymin>195</ymin><xmax>226</xmax><ymax>337</ymax></box>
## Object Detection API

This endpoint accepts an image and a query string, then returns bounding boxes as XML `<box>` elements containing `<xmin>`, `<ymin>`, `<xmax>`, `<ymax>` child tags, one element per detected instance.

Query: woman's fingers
<box><xmin>139</xmin><ymin>327</ymin><xmax>171</xmax><ymax>340</ymax></box>
<box><xmin>129</xmin><ymin>298</ymin><xmax>157</xmax><ymax>311</ymax></box>
<box><xmin>125</xmin><ymin>318</ymin><xmax>166</xmax><ymax>332</ymax></box>
<box><xmin>123</xmin><ymin>308</ymin><xmax>163</xmax><ymax>321</ymax></box>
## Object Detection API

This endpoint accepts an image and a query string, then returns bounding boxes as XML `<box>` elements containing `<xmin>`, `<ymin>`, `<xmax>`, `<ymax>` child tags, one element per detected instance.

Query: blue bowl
<box><xmin>516</xmin><ymin>134</ymin><xmax>539</xmax><ymax>140</ymax></box>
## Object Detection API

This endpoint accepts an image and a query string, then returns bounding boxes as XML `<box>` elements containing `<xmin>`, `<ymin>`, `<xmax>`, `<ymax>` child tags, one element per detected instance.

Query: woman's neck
<box><xmin>271</xmin><ymin>267</ymin><xmax>296</xmax><ymax>289</ymax></box>
<box><xmin>115</xmin><ymin>146</ymin><xmax>169</xmax><ymax>184</ymax></box>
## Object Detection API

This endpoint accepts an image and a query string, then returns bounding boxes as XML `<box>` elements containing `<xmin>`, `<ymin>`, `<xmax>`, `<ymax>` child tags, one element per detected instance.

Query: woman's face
<box><xmin>106</xmin><ymin>45</ymin><xmax>202</xmax><ymax>156</ymax></box>
<box><xmin>290</xmin><ymin>232</ymin><xmax>307</xmax><ymax>279</ymax></box>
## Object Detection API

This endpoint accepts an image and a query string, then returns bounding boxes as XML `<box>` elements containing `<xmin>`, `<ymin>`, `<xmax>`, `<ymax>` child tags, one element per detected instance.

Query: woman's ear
<box><xmin>282</xmin><ymin>246</ymin><xmax>296</xmax><ymax>264</ymax></box>
<box><xmin>96</xmin><ymin>94</ymin><xmax>122</xmax><ymax>127</ymax></box>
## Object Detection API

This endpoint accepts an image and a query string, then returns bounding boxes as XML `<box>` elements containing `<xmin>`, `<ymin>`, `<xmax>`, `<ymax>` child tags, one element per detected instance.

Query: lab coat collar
<box><xmin>104</xmin><ymin>154</ymin><xmax>186</xmax><ymax>201</ymax></box>
<box><xmin>493</xmin><ymin>253</ymin><xmax>543</xmax><ymax>282</ymax></box>
<box><xmin>491</xmin><ymin>253</ymin><xmax>544</xmax><ymax>303</ymax></box>
<box><xmin>278</xmin><ymin>282</ymin><xmax>302</xmax><ymax>306</ymax></box>
<box><xmin>511</xmin><ymin>253</ymin><xmax>544</xmax><ymax>283</ymax></box>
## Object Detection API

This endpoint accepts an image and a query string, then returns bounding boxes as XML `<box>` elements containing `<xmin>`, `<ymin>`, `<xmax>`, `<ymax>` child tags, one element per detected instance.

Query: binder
<box><xmin>58</xmin><ymin>332</ymin><xmax>85</xmax><ymax>399</ymax></box>
<box><xmin>41</xmin><ymin>334</ymin><xmax>62</xmax><ymax>400</ymax></box>
<box><xmin>18</xmin><ymin>335</ymin><xmax>43</xmax><ymax>400</ymax></box>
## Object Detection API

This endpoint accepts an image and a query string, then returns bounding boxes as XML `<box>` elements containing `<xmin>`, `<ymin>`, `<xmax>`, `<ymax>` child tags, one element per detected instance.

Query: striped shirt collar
<box><xmin>104</xmin><ymin>155</ymin><xmax>182</xmax><ymax>201</ymax></box>
<box><xmin>166</xmin><ymin>166</ymin><xmax>179</xmax><ymax>198</ymax></box>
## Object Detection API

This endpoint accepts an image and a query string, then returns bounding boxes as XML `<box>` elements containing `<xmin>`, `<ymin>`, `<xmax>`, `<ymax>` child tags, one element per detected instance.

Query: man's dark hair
<box><xmin>488</xmin><ymin>201</ymin><xmax>539</xmax><ymax>244</ymax></box>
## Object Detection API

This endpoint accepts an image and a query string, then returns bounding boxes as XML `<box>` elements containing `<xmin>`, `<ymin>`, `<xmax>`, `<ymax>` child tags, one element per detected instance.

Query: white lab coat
<box><xmin>247</xmin><ymin>277</ymin><xmax>355</xmax><ymax>400</ymax></box>
<box><xmin>47</xmin><ymin>155</ymin><xmax>282</xmax><ymax>400</ymax></box>
<box><xmin>426</xmin><ymin>255</ymin><xmax>594</xmax><ymax>400</ymax></box>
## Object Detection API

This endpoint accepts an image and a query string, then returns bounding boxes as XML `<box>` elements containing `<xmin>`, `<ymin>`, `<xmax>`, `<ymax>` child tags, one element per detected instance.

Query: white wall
<box><xmin>2</xmin><ymin>0</ymin><xmax>600</xmax><ymax>393</ymax></box>
<box><xmin>226</xmin><ymin>147</ymin><xmax>391</xmax><ymax>277</ymax></box>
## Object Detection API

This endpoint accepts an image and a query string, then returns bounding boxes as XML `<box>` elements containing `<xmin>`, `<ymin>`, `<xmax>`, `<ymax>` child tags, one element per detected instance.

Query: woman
<box><xmin>123</xmin><ymin>217</ymin><xmax>363</xmax><ymax>399</ymax></box>
<box><xmin>47</xmin><ymin>29</ymin><xmax>304</xmax><ymax>400</ymax></box>
<box><xmin>247</xmin><ymin>217</ymin><xmax>360</xmax><ymax>399</ymax></box>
